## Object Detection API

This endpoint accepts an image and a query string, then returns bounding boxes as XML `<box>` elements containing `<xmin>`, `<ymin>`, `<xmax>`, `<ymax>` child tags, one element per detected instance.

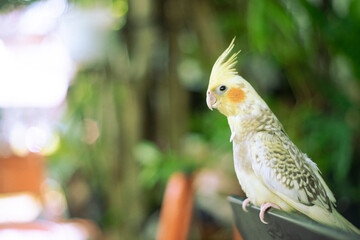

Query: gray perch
<box><xmin>229</xmin><ymin>195</ymin><xmax>360</xmax><ymax>240</ymax></box>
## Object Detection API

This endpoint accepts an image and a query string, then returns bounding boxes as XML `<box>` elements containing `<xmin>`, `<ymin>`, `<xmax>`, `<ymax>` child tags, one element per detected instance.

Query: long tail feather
<box><xmin>330</xmin><ymin>209</ymin><xmax>360</xmax><ymax>235</ymax></box>
<box><xmin>278</xmin><ymin>192</ymin><xmax>360</xmax><ymax>235</ymax></box>
<box><xmin>301</xmin><ymin>203</ymin><xmax>360</xmax><ymax>235</ymax></box>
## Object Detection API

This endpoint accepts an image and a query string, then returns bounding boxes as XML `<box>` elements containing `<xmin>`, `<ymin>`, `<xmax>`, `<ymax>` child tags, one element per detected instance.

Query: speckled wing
<box><xmin>250</xmin><ymin>130</ymin><xmax>336</xmax><ymax>213</ymax></box>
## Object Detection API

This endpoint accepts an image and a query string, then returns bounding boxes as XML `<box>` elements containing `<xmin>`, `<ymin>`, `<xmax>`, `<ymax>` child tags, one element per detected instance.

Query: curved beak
<box><xmin>206</xmin><ymin>91</ymin><xmax>217</xmax><ymax>111</ymax></box>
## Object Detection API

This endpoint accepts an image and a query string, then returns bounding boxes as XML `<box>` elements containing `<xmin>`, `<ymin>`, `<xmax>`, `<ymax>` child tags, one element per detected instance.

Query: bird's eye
<box><xmin>219</xmin><ymin>85</ymin><xmax>227</xmax><ymax>92</ymax></box>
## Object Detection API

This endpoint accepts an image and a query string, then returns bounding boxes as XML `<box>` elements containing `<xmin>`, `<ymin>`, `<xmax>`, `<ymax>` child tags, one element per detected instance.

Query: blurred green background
<box><xmin>2</xmin><ymin>0</ymin><xmax>360</xmax><ymax>239</ymax></box>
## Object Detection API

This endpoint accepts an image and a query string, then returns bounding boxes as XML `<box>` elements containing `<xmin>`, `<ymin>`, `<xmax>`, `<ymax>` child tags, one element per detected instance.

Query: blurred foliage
<box><xmin>0</xmin><ymin>0</ymin><xmax>36</xmax><ymax>10</ymax></box>
<box><xmin>2</xmin><ymin>0</ymin><xmax>360</xmax><ymax>238</ymax></box>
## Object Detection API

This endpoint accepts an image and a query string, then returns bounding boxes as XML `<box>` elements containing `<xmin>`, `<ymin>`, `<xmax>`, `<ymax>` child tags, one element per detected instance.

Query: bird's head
<box><xmin>206</xmin><ymin>39</ymin><xmax>265</xmax><ymax>117</ymax></box>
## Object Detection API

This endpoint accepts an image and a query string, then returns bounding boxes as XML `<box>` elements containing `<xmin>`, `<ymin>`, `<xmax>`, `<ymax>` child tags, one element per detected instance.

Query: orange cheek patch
<box><xmin>227</xmin><ymin>87</ymin><xmax>245</xmax><ymax>103</ymax></box>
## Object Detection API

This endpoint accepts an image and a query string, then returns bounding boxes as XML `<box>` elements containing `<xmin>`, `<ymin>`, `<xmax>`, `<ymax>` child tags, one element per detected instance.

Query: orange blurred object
<box><xmin>233</xmin><ymin>224</ymin><xmax>243</xmax><ymax>240</ymax></box>
<box><xmin>0</xmin><ymin>154</ymin><xmax>44</xmax><ymax>195</ymax></box>
<box><xmin>0</xmin><ymin>153</ymin><xmax>102</xmax><ymax>239</ymax></box>
<box><xmin>157</xmin><ymin>172</ymin><xmax>194</xmax><ymax>240</ymax></box>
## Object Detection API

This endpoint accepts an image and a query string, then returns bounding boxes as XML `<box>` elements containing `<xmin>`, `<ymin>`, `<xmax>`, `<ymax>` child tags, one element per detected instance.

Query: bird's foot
<box><xmin>259</xmin><ymin>203</ymin><xmax>280</xmax><ymax>224</ymax></box>
<box><xmin>242</xmin><ymin>198</ymin><xmax>251</xmax><ymax>212</ymax></box>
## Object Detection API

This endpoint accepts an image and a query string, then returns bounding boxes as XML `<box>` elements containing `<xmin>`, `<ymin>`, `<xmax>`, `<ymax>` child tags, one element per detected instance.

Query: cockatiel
<box><xmin>206</xmin><ymin>39</ymin><xmax>360</xmax><ymax>234</ymax></box>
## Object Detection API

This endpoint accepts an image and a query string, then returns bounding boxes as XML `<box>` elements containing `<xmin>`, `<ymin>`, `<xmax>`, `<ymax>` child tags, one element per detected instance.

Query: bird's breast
<box><xmin>233</xmin><ymin>140</ymin><xmax>252</xmax><ymax>171</ymax></box>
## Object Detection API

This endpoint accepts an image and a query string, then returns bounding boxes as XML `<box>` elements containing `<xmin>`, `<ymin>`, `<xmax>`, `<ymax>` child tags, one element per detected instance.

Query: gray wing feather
<box><xmin>250</xmin><ymin>130</ymin><xmax>335</xmax><ymax>212</ymax></box>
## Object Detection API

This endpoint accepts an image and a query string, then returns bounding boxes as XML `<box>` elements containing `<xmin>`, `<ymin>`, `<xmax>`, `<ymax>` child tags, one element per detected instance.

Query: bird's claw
<box><xmin>242</xmin><ymin>198</ymin><xmax>251</xmax><ymax>212</ymax></box>
<box><xmin>259</xmin><ymin>203</ymin><xmax>280</xmax><ymax>224</ymax></box>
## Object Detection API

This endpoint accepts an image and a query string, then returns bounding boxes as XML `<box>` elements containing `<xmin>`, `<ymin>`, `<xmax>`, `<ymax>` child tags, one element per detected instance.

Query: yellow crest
<box><xmin>208</xmin><ymin>38</ymin><xmax>240</xmax><ymax>90</ymax></box>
